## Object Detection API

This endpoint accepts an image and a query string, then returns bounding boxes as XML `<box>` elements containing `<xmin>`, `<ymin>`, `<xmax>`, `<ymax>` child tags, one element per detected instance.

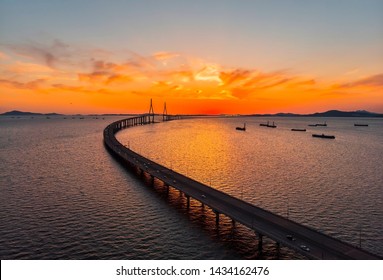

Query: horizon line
<box><xmin>1</xmin><ymin>109</ymin><xmax>383</xmax><ymax>116</ymax></box>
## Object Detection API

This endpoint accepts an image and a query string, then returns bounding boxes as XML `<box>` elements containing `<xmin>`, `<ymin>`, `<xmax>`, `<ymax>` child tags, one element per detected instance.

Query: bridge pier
<box><xmin>150</xmin><ymin>175</ymin><xmax>155</xmax><ymax>187</ymax></box>
<box><xmin>186</xmin><ymin>195</ymin><xmax>190</xmax><ymax>209</ymax></box>
<box><xmin>165</xmin><ymin>184</ymin><xmax>169</xmax><ymax>195</ymax></box>
<box><xmin>214</xmin><ymin>211</ymin><xmax>220</xmax><ymax>227</ymax></box>
<box><xmin>276</xmin><ymin>242</ymin><xmax>280</xmax><ymax>259</ymax></box>
<box><xmin>257</xmin><ymin>233</ymin><xmax>263</xmax><ymax>253</ymax></box>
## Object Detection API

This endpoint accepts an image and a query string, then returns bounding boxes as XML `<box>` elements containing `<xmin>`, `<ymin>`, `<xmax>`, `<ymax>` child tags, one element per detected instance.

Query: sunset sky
<box><xmin>1</xmin><ymin>0</ymin><xmax>382</xmax><ymax>114</ymax></box>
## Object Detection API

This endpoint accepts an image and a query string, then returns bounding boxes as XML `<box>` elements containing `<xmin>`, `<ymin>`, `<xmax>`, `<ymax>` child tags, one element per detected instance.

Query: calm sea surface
<box><xmin>1</xmin><ymin>116</ymin><xmax>382</xmax><ymax>259</ymax></box>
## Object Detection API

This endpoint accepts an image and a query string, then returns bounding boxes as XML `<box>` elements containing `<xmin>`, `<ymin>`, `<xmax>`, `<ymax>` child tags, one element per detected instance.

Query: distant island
<box><xmin>1</xmin><ymin>110</ymin><xmax>62</xmax><ymax>116</ymax></box>
<box><xmin>248</xmin><ymin>110</ymin><xmax>383</xmax><ymax>118</ymax></box>
<box><xmin>1</xmin><ymin>109</ymin><xmax>383</xmax><ymax>118</ymax></box>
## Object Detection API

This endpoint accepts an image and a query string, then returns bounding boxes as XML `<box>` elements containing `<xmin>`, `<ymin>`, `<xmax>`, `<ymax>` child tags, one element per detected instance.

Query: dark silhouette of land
<box><xmin>249</xmin><ymin>110</ymin><xmax>383</xmax><ymax>118</ymax></box>
<box><xmin>1</xmin><ymin>110</ymin><xmax>61</xmax><ymax>116</ymax></box>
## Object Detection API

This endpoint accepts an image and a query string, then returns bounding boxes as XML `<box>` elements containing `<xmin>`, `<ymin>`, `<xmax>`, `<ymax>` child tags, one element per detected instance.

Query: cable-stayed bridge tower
<box><xmin>148</xmin><ymin>98</ymin><xmax>155</xmax><ymax>123</ymax></box>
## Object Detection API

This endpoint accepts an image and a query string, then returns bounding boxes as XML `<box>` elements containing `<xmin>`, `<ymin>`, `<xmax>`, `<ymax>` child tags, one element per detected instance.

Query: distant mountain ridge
<box><xmin>250</xmin><ymin>110</ymin><xmax>383</xmax><ymax>118</ymax></box>
<box><xmin>1</xmin><ymin>110</ymin><xmax>61</xmax><ymax>116</ymax></box>
<box><xmin>309</xmin><ymin>110</ymin><xmax>383</xmax><ymax>117</ymax></box>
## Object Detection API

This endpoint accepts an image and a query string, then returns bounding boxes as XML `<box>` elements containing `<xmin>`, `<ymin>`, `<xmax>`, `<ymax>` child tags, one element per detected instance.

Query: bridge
<box><xmin>103</xmin><ymin>112</ymin><xmax>380</xmax><ymax>260</ymax></box>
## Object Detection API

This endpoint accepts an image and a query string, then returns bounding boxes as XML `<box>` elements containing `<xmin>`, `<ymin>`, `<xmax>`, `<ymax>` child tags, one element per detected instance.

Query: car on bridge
<box><xmin>300</xmin><ymin>245</ymin><xmax>310</xmax><ymax>252</ymax></box>
<box><xmin>286</xmin><ymin>234</ymin><xmax>296</xmax><ymax>241</ymax></box>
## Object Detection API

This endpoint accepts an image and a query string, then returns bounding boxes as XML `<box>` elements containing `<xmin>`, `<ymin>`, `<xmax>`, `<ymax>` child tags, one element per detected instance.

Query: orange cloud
<box><xmin>219</xmin><ymin>69</ymin><xmax>253</xmax><ymax>86</ymax></box>
<box><xmin>0</xmin><ymin>78</ymin><xmax>46</xmax><ymax>90</ymax></box>
<box><xmin>195</xmin><ymin>64</ymin><xmax>222</xmax><ymax>83</ymax></box>
<box><xmin>152</xmin><ymin>51</ymin><xmax>179</xmax><ymax>61</ymax></box>
<box><xmin>337</xmin><ymin>73</ymin><xmax>383</xmax><ymax>89</ymax></box>
<box><xmin>6</xmin><ymin>61</ymin><xmax>53</xmax><ymax>74</ymax></box>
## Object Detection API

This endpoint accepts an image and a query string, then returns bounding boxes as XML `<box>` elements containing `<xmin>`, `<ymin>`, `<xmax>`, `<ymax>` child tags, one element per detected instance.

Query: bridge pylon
<box><xmin>148</xmin><ymin>98</ymin><xmax>155</xmax><ymax>123</ymax></box>
<box><xmin>163</xmin><ymin>102</ymin><xmax>168</xmax><ymax>121</ymax></box>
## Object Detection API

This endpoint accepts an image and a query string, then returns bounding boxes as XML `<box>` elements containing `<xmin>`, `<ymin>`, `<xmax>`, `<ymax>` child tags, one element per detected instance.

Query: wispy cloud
<box><xmin>152</xmin><ymin>51</ymin><xmax>179</xmax><ymax>61</ymax></box>
<box><xmin>5</xmin><ymin>61</ymin><xmax>53</xmax><ymax>74</ymax></box>
<box><xmin>338</xmin><ymin>73</ymin><xmax>383</xmax><ymax>88</ymax></box>
<box><xmin>3</xmin><ymin>39</ymin><xmax>72</xmax><ymax>69</ymax></box>
<box><xmin>0</xmin><ymin>78</ymin><xmax>46</xmax><ymax>90</ymax></box>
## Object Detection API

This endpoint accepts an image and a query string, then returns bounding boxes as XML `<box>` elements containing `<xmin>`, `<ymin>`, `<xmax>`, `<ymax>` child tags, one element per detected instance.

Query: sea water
<box><xmin>1</xmin><ymin>116</ymin><xmax>382</xmax><ymax>259</ymax></box>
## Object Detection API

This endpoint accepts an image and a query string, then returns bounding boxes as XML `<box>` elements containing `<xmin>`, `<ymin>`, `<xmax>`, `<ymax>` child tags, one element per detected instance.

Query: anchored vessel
<box><xmin>316</xmin><ymin>122</ymin><xmax>327</xmax><ymax>127</ymax></box>
<box><xmin>260</xmin><ymin>121</ymin><xmax>277</xmax><ymax>128</ymax></box>
<box><xmin>312</xmin><ymin>133</ymin><xmax>335</xmax><ymax>139</ymax></box>
<box><xmin>236</xmin><ymin>123</ymin><xmax>246</xmax><ymax>131</ymax></box>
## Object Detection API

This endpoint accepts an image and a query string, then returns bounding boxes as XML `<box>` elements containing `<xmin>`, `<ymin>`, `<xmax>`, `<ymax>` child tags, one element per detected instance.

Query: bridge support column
<box><xmin>186</xmin><ymin>195</ymin><xmax>190</xmax><ymax>209</ymax></box>
<box><xmin>232</xmin><ymin>219</ymin><xmax>236</xmax><ymax>227</ymax></box>
<box><xmin>257</xmin><ymin>233</ymin><xmax>263</xmax><ymax>253</ymax></box>
<box><xmin>150</xmin><ymin>175</ymin><xmax>155</xmax><ymax>187</ymax></box>
<box><xmin>163</xmin><ymin>184</ymin><xmax>169</xmax><ymax>196</ymax></box>
<box><xmin>215</xmin><ymin>211</ymin><xmax>220</xmax><ymax>227</ymax></box>
<box><xmin>166</xmin><ymin>185</ymin><xmax>169</xmax><ymax>195</ymax></box>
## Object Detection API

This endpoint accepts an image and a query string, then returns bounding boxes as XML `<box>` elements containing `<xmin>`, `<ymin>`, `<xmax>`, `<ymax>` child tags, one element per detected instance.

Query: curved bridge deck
<box><xmin>104</xmin><ymin>115</ymin><xmax>380</xmax><ymax>260</ymax></box>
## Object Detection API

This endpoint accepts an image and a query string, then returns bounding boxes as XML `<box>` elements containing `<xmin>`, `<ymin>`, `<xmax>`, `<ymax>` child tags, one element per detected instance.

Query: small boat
<box><xmin>291</xmin><ymin>128</ymin><xmax>306</xmax><ymax>132</ymax></box>
<box><xmin>316</xmin><ymin>122</ymin><xmax>327</xmax><ymax>126</ymax></box>
<box><xmin>354</xmin><ymin>124</ymin><xmax>368</xmax><ymax>127</ymax></box>
<box><xmin>267</xmin><ymin>121</ymin><xmax>277</xmax><ymax>128</ymax></box>
<box><xmin>236</xmin><ymin>123</ymin><xmax>246</xmax><ymax>131</ymax></box>
<box><xmin>308</xmin><ymin>124</ymin><xmax>317</xmax><ymax>127</ymax></box>
<box><xmin>312</xmin><ymin>133</ymin><xmax>335</xmax><ymax>139</ymax></box>
<box><xmin>260</xmin><ymin>121</ymin><xmax>269</xmax><ymax>126</ymax></box>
